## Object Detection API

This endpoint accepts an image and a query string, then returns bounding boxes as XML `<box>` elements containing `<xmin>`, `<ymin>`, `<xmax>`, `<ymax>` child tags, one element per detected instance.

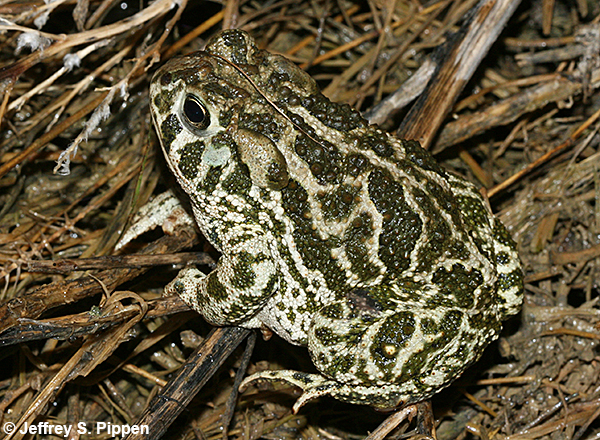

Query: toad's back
<box><xmin>149</xmin><ymin>29</ymin><xmax>523</xmax><ymax>410</ymax></box>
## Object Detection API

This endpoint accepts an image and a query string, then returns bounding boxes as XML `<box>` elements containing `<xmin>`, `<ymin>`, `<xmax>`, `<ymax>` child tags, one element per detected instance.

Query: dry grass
<box><xmin>1</xmin><ymin>0</ymin><xmax>600</xmax><ymax>439</ymax></box>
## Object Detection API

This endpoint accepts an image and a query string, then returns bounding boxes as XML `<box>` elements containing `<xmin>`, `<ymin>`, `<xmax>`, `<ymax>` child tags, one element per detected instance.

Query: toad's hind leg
<box><xmin>242</xmin><ymin>285</ymin><xmax>498</xmax><ymax>411</ymax></box>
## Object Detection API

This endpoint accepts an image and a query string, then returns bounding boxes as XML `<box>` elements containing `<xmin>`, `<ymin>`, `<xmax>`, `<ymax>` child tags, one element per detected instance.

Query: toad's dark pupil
<box><xmin>184</xmin><ymin>96</ymin><xmax>208</xmax><ymax>127</ymax></box>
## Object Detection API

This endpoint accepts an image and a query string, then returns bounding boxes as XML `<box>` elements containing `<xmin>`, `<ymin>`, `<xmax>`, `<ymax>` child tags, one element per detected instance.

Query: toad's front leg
<box><xmin>166</xmin><ymin>225</ymin><xmax>279</xmax><ymax>327</ymax></box>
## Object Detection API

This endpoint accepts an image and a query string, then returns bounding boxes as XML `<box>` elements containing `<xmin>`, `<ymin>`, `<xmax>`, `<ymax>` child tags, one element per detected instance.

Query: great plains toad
<box><xmin>147</xmin><ymin>29</ymin><xmax>523</xmax><ymax>411</ymax></box>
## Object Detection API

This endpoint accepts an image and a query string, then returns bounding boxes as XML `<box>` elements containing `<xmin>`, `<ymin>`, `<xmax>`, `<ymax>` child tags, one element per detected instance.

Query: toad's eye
<box><xmin>183</xmin><ymin>95</ymin><xmax>209</xmax><ymax>129</ymax></box>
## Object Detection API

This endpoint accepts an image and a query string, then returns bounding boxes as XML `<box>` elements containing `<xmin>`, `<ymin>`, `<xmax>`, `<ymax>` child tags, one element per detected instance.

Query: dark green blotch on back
<box><xmin>344</xmin><ymin>213</ymin><xmax>381</xmax><ymax>281</ymax></box>
<box><xmin>345</xmin><ymin>153</ymin><xmax>371</xmax><ymax>177</ymax></box>
<box><xmin>431</xmin><ymin>263</ymin><xmax>483</xmax><ymax>309</ymax></box>
<box><xmin>295</xmin><ymin>227</ymin><xmax>344</xmax><ymax>291</ymax></box>
<box><xmin>160</xmin><ymin>113</ymin><xmax>182</xmax><ymax>154</ymax></box>
<box><xmin>281</xmin><ymin>181</ymin><xmax>346</xmax><ymax>291</ymax></box>
<box><xmin>281</xmin><ymin>179</ymin><xmax>309</xmax><ymax>216</ymax></box>
<box><xmin>178</xmin><ymin>141</ymin><xmax>205</xmax><ymax>180</ymax></box>
<box><xmin>412</xmin><ymin>188</ymin><xmax>451</xmax><ymax>271</ymax></box>
<box><xmin>358</xmin><ymin>130</ymin><xmax>394</xmax><ymax>158</ymax></box>
<box><xmin>426</xmin><ymin>179</ymin><xmax>462</xmax><ymax>224</ymax></box>
<box><xmin>320</xmin><ymin>185</ymin><xmax>358</xmax><ymax>220</ymax></box>
<box><xmin>368</xmin><ymin>170</ymin><xmax>422</xmax><ymax>276</ymax></box>
<box><xmin>458</xmin><ymin>194</ymin><xmax>489</xmax><ymax>229</ymax></box>
<box><xmin>302</xmin><ymin>93</ymin><xmax>366</xmax><ymax>131</ymax></box>
<box><xmin>402</xmin><ymin>140</ymin><xmax>445</xmax><ymax>175</ymax></box>
<box><xmin>294</xmin><ymin>133</ymin><xmax>343</xmax><ymax>184</ymax></box>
